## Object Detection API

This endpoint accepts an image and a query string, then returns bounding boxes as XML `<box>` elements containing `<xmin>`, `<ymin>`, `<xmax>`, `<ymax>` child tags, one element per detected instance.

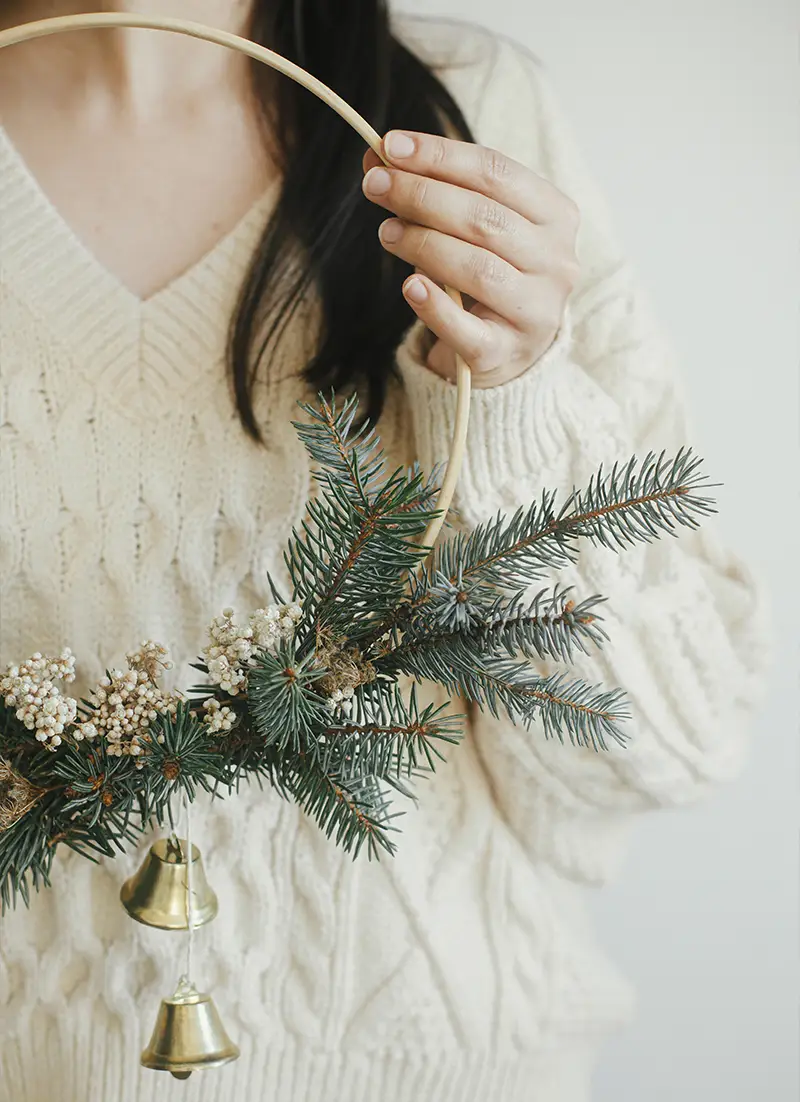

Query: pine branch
<box><xmin>287</xmin><ymin>394</ymin><xmax>443</xmax><ymax>647</ymax></box>
<box><xmin>142</xmin><ymin>705</ymin><xmax>232</xmax><ymax>809</ymax></box>
<box><xmin>246</xmin><ymin>640</ymin><xmax>330</xmax><ymax>752</ymax></box>
<box><xmin>319</xmin><ymin>682</ymin><xmax>462</xmax><ymax>780</ymax></box>
<box><xmin>286</xmin><ymin>467</ymin><xmax>438</xmax><ymax>647</ymax></box>
<box><xmin>380</xmin><ymin>587</ymin><xmax>607</xmax><ymax>676</ymax></box>
<box><xmin>292</xmin><ymin>393</ymin><xmax>387</xmax><ymax>507</ymax></box>
<box><xmin>293</xmin><ymin>395</ymin><xmax>442</xmax><ymax>515</ymax></box>
<box><xmin>385</xmin><ymin>634</ymin><xmax>628</xmax><ymax>751</ymax></box>
<box><xmin>560</xmin><ymin>448</ymin><xmax>716</xmax><ymax>549</ymax></box>
<box><xmin>475</xmin><ymin>587</ymin><xmax>608</xmax><ymax>662</ymax></box>
<box><xmin>421</xmin><ymin>488</ymin><xmax>571</xmax><ymax>593</ymax></box>
<box><xmin>279</xmin><ymin>753</ymin><xmax>399</xmax><ymax>859</ymax></box>
<box><xmin>50</xmin><ymin>743</ymin><xmax>140</xmax><ymax>830</ymax></box>
<box><xmin>0</xmin><ymin>802</ymin><xmax>57</xmax><ymax>911</ymax></box>
<box><xmin>0</xmin><ymin>738</ymin><xmax>143</xmax><ymax>909</ymax></box>
<box><xmin>478</xmin><ymin>663</ymin><xmax>630</xmax><ymax>751</ymax></box>
<box><xmin>421</xmin><ymin>449</ymin><xmax>715</xmax><ymax>596</ymax></box>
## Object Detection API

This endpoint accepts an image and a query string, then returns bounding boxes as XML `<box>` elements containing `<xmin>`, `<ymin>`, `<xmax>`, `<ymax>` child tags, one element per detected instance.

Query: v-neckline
<box><xmin>0</xmin><ymin>122</ymin><xmax>282</xmax><ymax>311</ymax></box>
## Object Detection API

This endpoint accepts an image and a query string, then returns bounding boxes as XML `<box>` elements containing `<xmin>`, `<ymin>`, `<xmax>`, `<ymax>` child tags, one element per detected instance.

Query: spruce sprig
<box><xmin>279</xmin><ymin>751</ymin><xmax>398</xmax><ymax>859</ymax></box>
<box><xmin>320</xmin><ymin>681</ymin><xmax>462</xmax><ymax>780</ymax></box>
<box><xmin>247</xmin><ymin>640</ymin><xmax>331</xmax><ymax>752</ymax></box>
<box><xmin>562</xmin><ymin>448</ymin><xmax>716</xmax><ymax>548</ymax></box>
<box><xmin>0</xmin><ymin>803</ymin><xmax>57</xmax><ymax>910</ymax></box>
<box><xmin>286</xmin><ymin>395</ymin><xmax>440</xmax><ymax>647</ymax></box>
<box><xmin>292</xmin><ymin>394</ymin><xmax>387</xmax><ymax>506</ymax></box>
<box><xmin>420</xmin><ymin>448</ymin><xmax>715</xmax><ymax>595</ymax></box>
<box><xmin>380</xmin><ymin>631</ymin><xmax>627</xmax><ymax>750</ymax></box>
<box><xmin>0</xmin><ymin>393</ymin><xmax>718</xmax><ymax>909</ymax></box>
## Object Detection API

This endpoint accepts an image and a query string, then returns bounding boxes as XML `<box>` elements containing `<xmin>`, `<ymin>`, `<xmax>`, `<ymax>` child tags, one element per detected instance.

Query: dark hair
<box><xmin>232</xmin><ymin>2</ymin><xmax>475</xmax><ymax>441</ymax></box>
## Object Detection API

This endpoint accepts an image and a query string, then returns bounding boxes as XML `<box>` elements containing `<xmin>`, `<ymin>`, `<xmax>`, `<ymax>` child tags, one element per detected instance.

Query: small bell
<box><xmin>120</xmin><ymin>837</ymin><xmax>218</xmax><ymax>930</ymax></box>
<box><xmin>141</xmin><ymin>979</ymin><xmax>240</xmax><ymax>1079</ymax></box>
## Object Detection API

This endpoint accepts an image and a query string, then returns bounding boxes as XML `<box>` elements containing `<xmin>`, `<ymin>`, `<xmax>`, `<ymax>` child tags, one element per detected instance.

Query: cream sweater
<box><xmin>0</xmin><ymin>16</ymin><xmax>766</xmax><ymax>1102</ymax></box>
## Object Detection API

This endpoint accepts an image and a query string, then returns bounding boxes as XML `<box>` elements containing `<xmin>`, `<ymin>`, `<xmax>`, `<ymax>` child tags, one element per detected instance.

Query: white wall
<box><xmin>398</xmin><ymin>2</ymin><xmax>799</xmax><ymax>1099</ymax></box>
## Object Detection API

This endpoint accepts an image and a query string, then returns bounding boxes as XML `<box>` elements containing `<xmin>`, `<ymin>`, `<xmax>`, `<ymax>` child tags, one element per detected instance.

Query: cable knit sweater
<box><xmin>0</xmin><ymin>16</ymin><xmax>766</xmax><ymax>1102</ymax></box>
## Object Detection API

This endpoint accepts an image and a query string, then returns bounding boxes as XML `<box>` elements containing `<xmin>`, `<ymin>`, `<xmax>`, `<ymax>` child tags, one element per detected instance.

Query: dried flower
<box><xmin>0</xmin><ymin>758</ymin><xmax>44</xmax><ymax>833</ymax></box>
<box><xmin>250</xmin><ymin>602</ymin><xmax>302</xmax><ymax>650</ymax></box>
<box><xmin>202</xmin><ymin>609</ymin><xmax>254</xmax><ymax>695</ymax></box>
<box><xmin>126</xmin><ymin>640</ymin><xmax>173</xmax><ymax>682</ymax></box>
<box><xmin>202</xmin><ymin>698</ymin><xmax>237</xmax><ymax>735</ymax></box>
<box><xmin>315</xmin><ymin>628</ymin><xmax>376</xmax><ymax>701</ymax></box>
<box><xmin>203</xmin><ymin>603</ymin><xmax>302</xmax><ymax>695</ymax></box>
<box><xmin>83</xmin><ymin>667</ymin><xmax>180</xmax><ymax>759</ymax></box>
<box><xmin>0</xmin><ymin>650</ymin><xmax>78</xmax><ymax>751</ymax></box>
<box><xmin>325</xmin><ymin>686</ymin><xmax>355</xmax><ymax>715</ymax></box>
<box><xmin>205</xmin><ymin>655</ymin><xmax>247</xmax><ymax>696</ymax></box>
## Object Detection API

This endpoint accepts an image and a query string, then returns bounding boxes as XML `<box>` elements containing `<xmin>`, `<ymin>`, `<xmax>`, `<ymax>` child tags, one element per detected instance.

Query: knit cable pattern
<box><xmin>0</xmin><ymin>17</ymin><xmax>767</xmax><ymax>1102</ymax></box>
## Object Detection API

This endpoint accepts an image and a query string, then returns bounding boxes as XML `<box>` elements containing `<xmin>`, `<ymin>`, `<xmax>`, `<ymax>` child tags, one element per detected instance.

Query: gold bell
<box><xmin>141</xmin><ymin>980</ymin><xmax>240</xmax><ymax>1079</ymax></box>
<box><xmin>120</xmin><ymin>837</ymin><xmax>218</xmax><ymax>930</ymax></box>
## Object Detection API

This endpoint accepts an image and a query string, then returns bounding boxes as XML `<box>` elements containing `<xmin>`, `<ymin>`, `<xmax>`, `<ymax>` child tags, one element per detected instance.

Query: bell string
<box><xmin>181</xmin><ymin>792</ymin><xmax>195</xmax><ymax>988</ymax></box>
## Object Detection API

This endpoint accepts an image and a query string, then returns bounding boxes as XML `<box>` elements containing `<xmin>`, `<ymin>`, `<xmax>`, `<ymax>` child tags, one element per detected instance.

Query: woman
<box><xmin>0</xmin><ymin>2</ymin><xmax>765</xmax><ymax>1101</ymax></box>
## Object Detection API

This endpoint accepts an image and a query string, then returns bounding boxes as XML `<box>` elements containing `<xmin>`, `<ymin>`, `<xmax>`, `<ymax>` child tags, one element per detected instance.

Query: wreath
<box><xmin>0</xmin><ymin>393</ymin><xmax>714</xmax><ymax>909</ymax></box>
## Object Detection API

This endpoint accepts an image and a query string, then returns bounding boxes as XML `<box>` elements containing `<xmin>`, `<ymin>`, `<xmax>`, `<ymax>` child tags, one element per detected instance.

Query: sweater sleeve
<box><xmin>394</xmin><ymin>37</ymin><xmax>770</xmax><ymax>883</ymax></box>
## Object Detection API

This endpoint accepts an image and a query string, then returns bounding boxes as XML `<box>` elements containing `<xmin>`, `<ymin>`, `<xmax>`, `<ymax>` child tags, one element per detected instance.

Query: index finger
<box><xmin>380</xmin><ymin>130</ymin><xmax>567</xmax><ymax>226</ymax></box>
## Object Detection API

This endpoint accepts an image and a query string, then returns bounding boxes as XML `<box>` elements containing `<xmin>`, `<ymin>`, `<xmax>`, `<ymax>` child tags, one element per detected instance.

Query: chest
<box><xmin>0</xmin><ymin>116</ymin><xmax>417</xmax><ymax>681</ymax></box>
<box><xmin>0</xmin><ymin>100</ymin><xmax>276</xmax><ymax>302</ymax></box>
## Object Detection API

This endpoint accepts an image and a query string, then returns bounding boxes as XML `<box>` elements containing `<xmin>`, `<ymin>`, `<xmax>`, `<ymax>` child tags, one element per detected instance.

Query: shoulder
<box><xmin>391</xmin><ymin>14</ymin><xmax>557</xmax><ymax>172</ymax></box>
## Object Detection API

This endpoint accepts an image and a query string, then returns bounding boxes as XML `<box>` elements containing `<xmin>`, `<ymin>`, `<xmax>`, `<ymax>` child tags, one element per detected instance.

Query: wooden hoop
<box><xmin>0</xmin><ymin>12</ymin><xmax>472</xmax><ymax>553</ymax></box>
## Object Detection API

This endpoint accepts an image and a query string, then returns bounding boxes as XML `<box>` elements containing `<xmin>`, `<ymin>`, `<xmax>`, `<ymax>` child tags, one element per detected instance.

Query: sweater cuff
<box><xmin>395</xmin><ymin>308</ymin><xmax>578</xmax><ymax>511</ymax></box>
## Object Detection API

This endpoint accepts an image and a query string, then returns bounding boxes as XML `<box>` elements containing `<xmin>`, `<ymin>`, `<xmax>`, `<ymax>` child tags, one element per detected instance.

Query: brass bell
<box><xmin>120</xmin><ymin>837</ymin><xmax>218</xmax><ymax>930</ymax></box>
<box><xmin>141</xmin><ymin>981</ymin><xmax>240</xmax><ymax>1079</ymax></box>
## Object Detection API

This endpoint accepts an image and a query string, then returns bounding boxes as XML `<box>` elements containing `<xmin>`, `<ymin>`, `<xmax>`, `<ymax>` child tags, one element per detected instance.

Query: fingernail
<box><xmin>385</xmin><ymin>131</ymin><xmax>416</xmax><ymax>159</ymax></box>
<box><xmin>405</xmin><ymin>277</ymin><xmax>428</xmax><ymax>303</ymax></box>
<box><xmin>379</xmin><ymin>219</ymin><xmax>404</xmax><ymax>244</ymax></box>
<box><xmin>364</xmin><ymin>167</ymin><xmax>392</xmax><ymax>195</ymax></box>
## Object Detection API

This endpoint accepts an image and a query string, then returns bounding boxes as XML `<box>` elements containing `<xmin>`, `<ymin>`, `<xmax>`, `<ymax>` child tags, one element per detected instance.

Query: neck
<box><xmin>0</xmin><ymin>1</ymin><xmax>257</xmax><ymax>111</ymax></box>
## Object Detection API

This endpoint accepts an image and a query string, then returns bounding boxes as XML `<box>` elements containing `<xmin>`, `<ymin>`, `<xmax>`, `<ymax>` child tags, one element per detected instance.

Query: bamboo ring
<box><xmin>0</xmin><ymin>13</ymin><xmax>472</xmax><ymax>552</ymax></box>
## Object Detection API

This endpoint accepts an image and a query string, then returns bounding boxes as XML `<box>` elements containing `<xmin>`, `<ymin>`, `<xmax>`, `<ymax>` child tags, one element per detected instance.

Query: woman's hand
<box><xmin>362</xmin><ymin>130</ymin><xmax>580</xmax><ymax>388</ymax></box>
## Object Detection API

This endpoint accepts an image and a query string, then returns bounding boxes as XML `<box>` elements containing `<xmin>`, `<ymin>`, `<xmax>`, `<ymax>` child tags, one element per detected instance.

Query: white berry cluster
<box><xmin>203</xmin><ymin>603</ymin><xmax>303</xmax><ymax>695</ymax></box>
<box><xmin>126</xmin><ymin>640</ymin><xmax>173</xmax><ymax>682</ymax></box>
<box><xmin>325</xmin><ymin>686</ymin><xmax>355</xmax><ymax>715</ymax></box>
<box><xmin>77</xmin><ymin>644</ymin><xmax>181</xmax><ymax>762</ymax></box>
<box><xmin>250</xmin><ymin>602</ymin><xmax>303</xmax><ymax>648</ymax></box>
<box><xmin>0</xmin><ymin>650</ymin><xmax>78</xmax><ymax>751</ymax></box>
<box><xmin>202</xmin><ymin>698</ymin><xmax>237</xmax><ymax>735</ymax></box>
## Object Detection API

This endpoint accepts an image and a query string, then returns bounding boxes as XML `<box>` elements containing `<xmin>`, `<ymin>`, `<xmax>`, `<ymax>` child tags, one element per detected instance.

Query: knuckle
<box><xmin>538</xmin><ymin>298</ymin><xmax>566</xmax><ymax>335</ymax></box>
<box><xmin>563</xmin><ymin>197</ymin><xmax>581</xmax><ymax>232</ymax></box>
<box><xmin>468</xmin><ymin>250</ymin><xmax>510</xmax><ymax>291</ymax></box>
<box><xmin>430</xmin><ymin>136</ymin><xmax>448</xmax><ymax>169</ymax></box>
<box><xmin>480</xmin><ymin>147</ymin><xmax>513</xmax><ymax>186</ymax></box>
<box><xmin>414</xmin><ymin>226</ymin><xmax>435</xmax><ymax>262</ymax></box>
<box><xmin>469</xmin><ymin>331</ymin><xmax>503</xmax><ymax>375</ymax></box>
<box><xmin>469</xmin><ymin>199</ymin><xmax>511</xmax><ymax>241</ymax></box>
<box><xmin>560</xmin><ymin>256</ymin><xmax>581</xmax><ymax>289</ymax></box>
<box><xmin>410</xmin><ymin>175</ymin><xmax>430</xmax><ymax>211</ymax></box>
